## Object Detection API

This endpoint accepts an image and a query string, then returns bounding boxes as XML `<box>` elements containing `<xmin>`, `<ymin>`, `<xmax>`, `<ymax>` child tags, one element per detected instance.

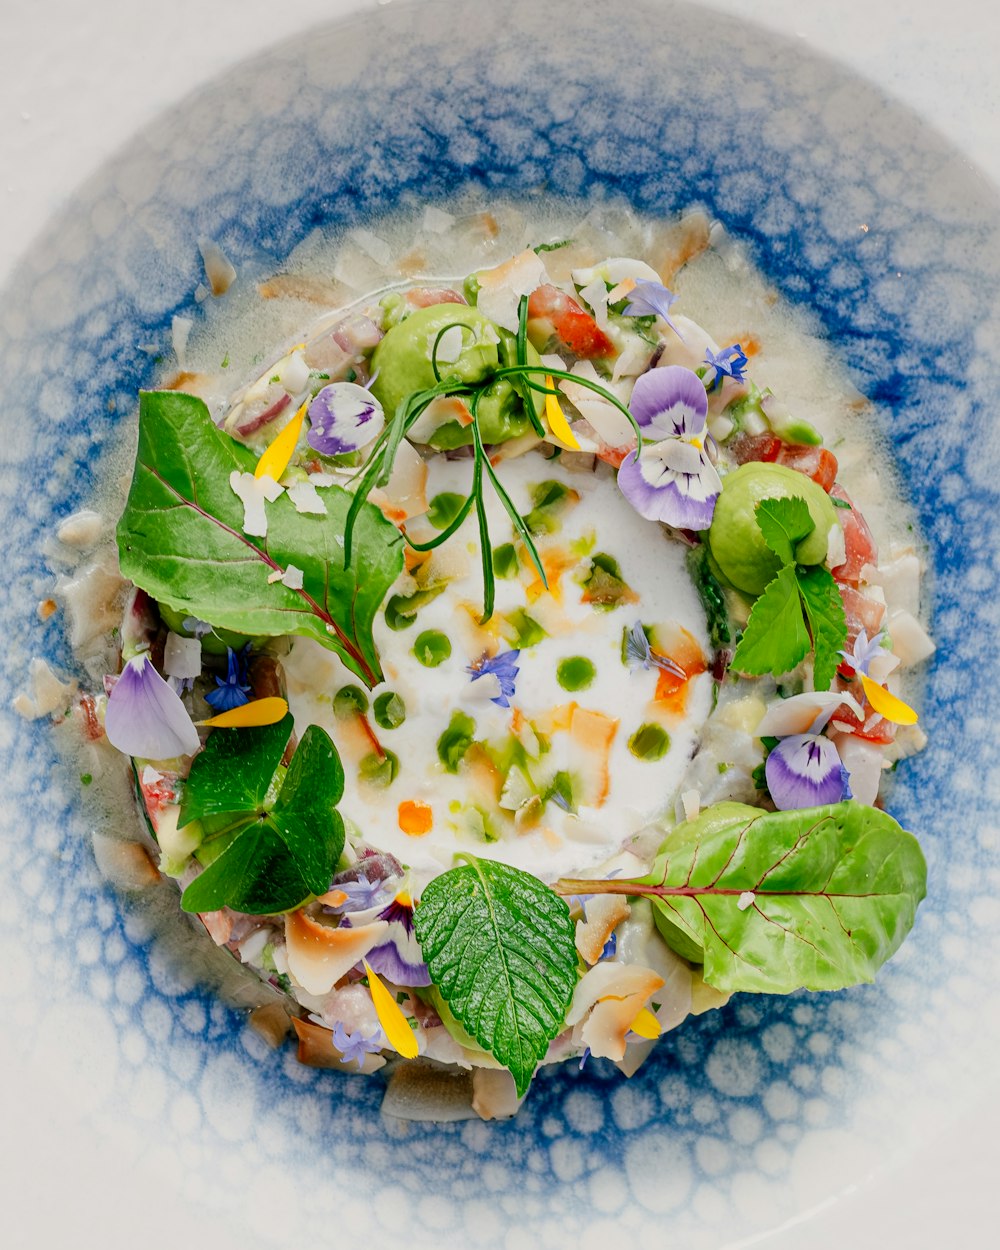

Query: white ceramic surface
<box><xmin>2</xmin><ymin>3</ymin><xmax>999</xmax><ymax>1247</ymax></box>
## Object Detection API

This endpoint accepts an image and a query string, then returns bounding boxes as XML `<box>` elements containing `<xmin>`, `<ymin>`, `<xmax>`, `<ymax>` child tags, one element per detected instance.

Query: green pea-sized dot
<box><xmin>333</xmin><ymin>684</ymin><xmax>369</xmax><ymax>718</ymax></box>
<box><xmin>414</xmin><ymin>629</ymin><xmax>452</xmax><ymax>667</ymax></box>
<box><xmin>359</xmin><ymin>749</ymin><xmax>399</xmax><ymax>788</ymax></box>
<box><xmin>427</xmin><ymin>492</ymin><xmax>467</xmax><ymax>531</ymax></box>
<box><xmin>556</xmin><ymin>656</ymin><xmax>596</xmax><ymax>692</ymax></box>
<box><xmin>373</xmin><ymin>691</ymin><xmax>406</xmax><ymax>730</ymax></box>
<box><xmin>628</xmin><ymin>724</ymin><xmax>671</xmax><ymax>761</ymax></box>
<box><xmin>492</xmin><ymin>543</ymin><xmax>520</xmax><ymax>579</ymax></box>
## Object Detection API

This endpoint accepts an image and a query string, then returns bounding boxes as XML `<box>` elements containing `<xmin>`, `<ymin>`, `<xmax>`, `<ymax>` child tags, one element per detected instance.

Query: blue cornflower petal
<box><xmin>331</xmin><ymin>1021</ymin><xmax>385</xmax><ymax>1069</ymax></box>
<box><xmin>467</xmin><ymin>649</ymin><xmax>521</xmax><ymax>708</ymax></box>
<box><xmin>204</xmin><ymin>645</ymin><xmax>252</xmax><ymax>712</ymax></box>
<box><xmin>839</xmin><ymin>628</ymin><xmax>886</xmax><ymax>677</ymax></box>
<box><xmin>704</xmin><ymin>344</ymin><xmax>749</xmax><ymax>391</ymax></box>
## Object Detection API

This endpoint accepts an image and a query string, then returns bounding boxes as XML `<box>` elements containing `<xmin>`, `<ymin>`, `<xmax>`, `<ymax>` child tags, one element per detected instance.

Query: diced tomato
<box><xmin>829</xmin><ymin>485</ymin><xmax>878</xmax><ymax>584</ymax></box>
<box><xmin>776</xmin><ymin>444</ymin><xmax>839</xmax><ymax>492</ymax></box>
<box><xmin>837</xmin><ymin>584</ymin><xmax>886</xmax><ymax>668</ymax></box>
<box><xmin>729</xmin><ymin>432</ymin><xmax>783</xmax><ymax>465</ymax></box>
<box><xmin>595</xmin><ymin>444</ymin><xmax>632</xmax><ymax>469</ymax></box>
<box><xmin>830</xmin><ymin>704</ymin><xmax>896</xmax><ymax>745</ymax></box>
<box><xmin>526</xmin><ymin>284</ymin><xmax>617</xmax><ymax>359</ymax></box>
<box><xmin>78</xmin><ymin>694</ymin><xmax>103</xmax><ymax>742</ymax></box>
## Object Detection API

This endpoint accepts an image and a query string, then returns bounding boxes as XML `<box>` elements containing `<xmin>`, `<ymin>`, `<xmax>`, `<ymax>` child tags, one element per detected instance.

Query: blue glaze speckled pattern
<box><xmin>2</xmin><ymin>1</ymin><xmax>999</xmax><ymax>1244</ymax></box>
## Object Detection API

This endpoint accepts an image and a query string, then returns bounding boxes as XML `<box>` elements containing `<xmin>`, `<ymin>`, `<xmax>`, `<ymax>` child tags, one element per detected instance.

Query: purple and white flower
<box><xmin>764</xmin><ymin>733</ymin><xmax>852</xmax><ymax>811</ymax></box>
<box><xmin>616</xmin><ymin>365</ymin><xmax>722</xmax><ymax>530</ymax></box>
<box><xmin>839</xmin><ymin>628</ymin><xmax>886</xmax><ymax>677</ymax></box>
<box><xmin>204</xmin><ymin>646</ymin><xmax>251</xmax><ymax>712</ymax></box>
<box><xmin>467</xmin><ymin>649</ymin><xmax>521</xmax><ymax>708</ymax></box>
<box><xmin>365</xmin><ymin>897</ymin><xmax>431</xmax><ymax>987</ymax></box>
<box><xmin>322</xmin><ymin>876</ymin><xmax>395</xmax><ymax>915</ymax></box>
<box><xmin>307</xmin><ymin>382</ymin><xmax>385</xmax><ymax>456</ymax></box>
<box><xmin>104</xmin><ymin>653</ymin><xmax>200</xmax><ymax>760</ymax></box>
<box><xmin>622</xmin><ymin>280</ymin><xmax>682</xmax><ymax>338</ymax></box>
<box><xmin>704</xmin><ymin>344</ymin><xmax>748</xmax><ymax>390</ymax></box>
<box><xmin>331</xmin><ymin>1021</ymin><xmax>385</xmax><ymax>1069</ymax></box>
<box><xmin>624</xmin><ymin>620</ymin><xmax>686</xmax><ymax>679</ymax></box>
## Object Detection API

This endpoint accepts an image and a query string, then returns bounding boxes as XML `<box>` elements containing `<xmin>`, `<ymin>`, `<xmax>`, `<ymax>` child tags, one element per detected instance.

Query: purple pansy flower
<box><xmin>467</xmin><ymin>649</ymin><xmax>521</xmax><ymax>708</ymax></box>
<box><xmin>365</xmin><ymin>896</ymin><xmax>431</xmax><ymax>987</ymax></box>
<box><xmin>617</xmin><ymin>366</ymin><xmax>723</xmax><ymax>530</ymax></box>
<box><xmin>622</xmin><ymin>280</ymin><xmax>682</xmax><ymax>338</ymax></box>
<box><xmin>765</xmin><ymin>733</ymin><xmax>852</xmax><ymax>811</ymax></box>
<box><xmin>307</xmin><ymin>381</ymin><xmax>385</xmax><ymax>456</ymax></box>
<box><xmin>624</xmin><ymin>621</ymin><xmax>686</xmax><ymax>679</ymax></box>
<box><xmin>104</xmin><ymin>653</ymin><xmax>200</xmax><ymax>760</ymax></box>
<box><xmin>322</xmin><ymin>877</ymin><xmax>394</xmax><ymax>915</ymax></box>
<box><xmin>839</xmin><ymin>629</ymin><xmax>886</xmax><ymax>677</ymax></box>
<box><xmin>204</xmin><ymin>646</ymin><xmax>251</xmax><ymax>712</ymax></box>
<box><xmin>331</xmin><ymin>1021</ymin><xmax>384</xmax><ymax>1069</ymax></box>
<box><xmin>704</xmin><ymin>344</ymin><xmax>748</xmax><ymax>390</ymax></box>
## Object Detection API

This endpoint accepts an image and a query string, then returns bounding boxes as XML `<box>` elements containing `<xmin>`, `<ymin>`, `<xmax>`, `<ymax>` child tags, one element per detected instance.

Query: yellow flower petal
<box><xmin>364</xmin><ymin>960</ymin><xmax>419</xmax><ymax>1059</ymax></box>
<box><xmin>859</xmin><ymin>673</ymin><xmax>918</xmax><ymax>726</ymax></box>
<box><xmin>254</xmin><ymin>400</ymin><xmax>307</xmax><ymax>482</ymax></box>
<box><xmin>628</xmin><ymin>1006</ymin><xmax>662</xmax><ymax>1040</ymax></box>
<box><xmin>199</xmin><ymin>696</ymin><xmax>289</xmax><ymax>728</ymax></box>
<box><xmin>544</xmin><ymin>377</ymin><xmax>581</xmax><ymax>450</ymax></box>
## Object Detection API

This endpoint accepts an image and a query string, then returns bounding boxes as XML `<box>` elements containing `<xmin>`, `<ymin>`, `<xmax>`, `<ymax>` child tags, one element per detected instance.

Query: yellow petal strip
<box><xmin>859</xmin><ymin>673</ymin><xmax>918</xmax><ymax>726</ymax></box>
<box><xmin>254</xmin><ymin>400</ymin><xmax>307</xmax><ymax>482</ymax></box>
<box><xmin>364</xmin><ymin>960</ymin><xmax>419</xmax><ymax>1058</ymax></box>
<box><xmin>543</xmin><ymin>376</ymin><xmax>581</xmax><ymax>450</ymax></box>
<box><xmin>199</xmin><ymin>696</ymin><xmax>289</xmax><ymax>728</ymax></box>
<box><xmin>628</xmin><ymin>1006</ymin><xmax>662</xmax><ymax>1040</ymax></box>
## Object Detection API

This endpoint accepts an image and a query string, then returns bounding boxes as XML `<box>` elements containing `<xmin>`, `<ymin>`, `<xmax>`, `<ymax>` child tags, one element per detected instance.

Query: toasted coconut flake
<box><xmin>198</xmin><ymin>239</ymin><xmax>237</xmax><ymax>297</ymax></box>
<box><xmin>56</xmin><ymin>509</ymin><xmax>103</xmax><ymax>549</ymax></box>
<box><xmin>91</xmin><ymin>835</ymin><xmax>160</xmax><ymax>890</ymax></box>
<box><xmin>567</xmin><ymin>962</ymin><xmax>665</xmax><ymax>1029</ymax></box>
<box><xmin>575</xmin><ymin>895</ymin><xmax>631</xmax><ymax>965</ymax></box>
<box><xmin>472</xmin><ymin>1068</ymin><xmax>524</xmax><ymax>1121</ymax></box>
<box><xmin>757</xmin><ymin>690</ymin><xmax>864</xmax><ymax>738</ymax></box>
<box><xmin>249</xmin><ymin>1002</ymin><xmax>292</xmax><ymax>1048</ymax></box>
<box><xmin>12</xmin><ymin>657</ymin><xmax>77</xmax><ymax>720</ymax></box>
<box><xmin>291</xmin><ymin>1016</ymin><xmax>385</xmax><ymax>1074</ymax></box>
<box><xmin>381</xmin><ymin>1061</ymin><xmax>476</xmax><ymax>1121</ymax></box>
<box><xmin>284</xmin><ymin>910</ymin><xmax>388</xmax><ymax>996</ymax></box>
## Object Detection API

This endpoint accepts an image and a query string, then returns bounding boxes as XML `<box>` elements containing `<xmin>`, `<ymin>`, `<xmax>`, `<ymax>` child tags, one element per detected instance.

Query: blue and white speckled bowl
<box><xmin>3</xmin><ymin>1</ymin><xmax>999</xmax><ymax>1244</ymax></box>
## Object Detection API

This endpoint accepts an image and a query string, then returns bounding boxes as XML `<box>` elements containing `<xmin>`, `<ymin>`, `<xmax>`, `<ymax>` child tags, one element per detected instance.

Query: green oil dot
<box><xmin>414</xmin><ymin>629</ymin><xmax>452</xmax><ymax>667</ymax></box>
<box><xmin>556</xmin><ymin>656</ymin><xmax>596</xmax><ymax>692</ymax></box>
<box><xmin>628</xmin><ymin>724</ymin><xmax>671</xmax><ymax>761</ymax></box>
<box><xmin>427</xmin><ymin>491</ymin><xmax>467</xmax><ymax>531</ymax></box>
<box><xmin>333</xmin><ymin>685</ymin><xmax>369</xmax><ymax>718</ymax></box>
<box><xmin>372</xmin><ymin>691</ymin><xmax>406</xmax><ymax>729</ymax></box>
<box><xmin>492</xmin><ymin>542</ymin><xmax>520</xmax><ymax>579</ymax></box>
<box><xmin>359</xmin><ymin>749</ymin><xmax>399</xmax><ymax>788</ymax></box>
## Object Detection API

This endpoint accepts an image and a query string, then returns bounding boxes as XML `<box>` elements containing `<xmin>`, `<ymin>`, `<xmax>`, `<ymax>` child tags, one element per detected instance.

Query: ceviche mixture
<box><xmin>24</xmin><ymin>205</ymin><xmax>935</xmax><ymax>1120</ymax></box>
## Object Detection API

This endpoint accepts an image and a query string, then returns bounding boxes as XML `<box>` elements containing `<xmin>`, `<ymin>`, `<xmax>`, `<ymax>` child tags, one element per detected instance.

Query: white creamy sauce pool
<box><xmin>282</xmin><ymin>453</ymin><xmax>712</xmax><ymax>880</ymax></box>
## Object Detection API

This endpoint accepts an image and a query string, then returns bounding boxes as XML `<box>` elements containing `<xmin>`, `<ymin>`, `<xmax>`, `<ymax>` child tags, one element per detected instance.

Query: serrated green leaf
<box><xmin>116</xmin><ymin>391</ymin><xmax>403</xmax><ymax>687</ymax></box>
<box><xmin>797</xmin><ymin>565</ymin><xmax>848</xmax><ymax>690</ymax></box>
<box><xmin>180</xmin><ymin>723</ymin><xmax>345</xmax><ymax>915</ymax></box>
<box><xmin>755</xmin><ymin>496</ymin><xmax>815</xmax><ymax>567</ymax></box>
<box><xmin>591</xmin><ymin>800</ymin><xmax>926</xmax><ymax>994</ymax></box>
<box><xmin>731</xmin><ymin>565</ymin><xmax>810</xmax><ymax>677</ymax></box>
<box><xmin>413</xmin><ymin>857</ymin><xmax>577</xmax><ymax>1096</ymax></box>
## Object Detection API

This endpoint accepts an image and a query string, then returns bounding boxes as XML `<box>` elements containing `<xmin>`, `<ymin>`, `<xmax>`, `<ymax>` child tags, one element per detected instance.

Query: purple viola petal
<box><xmin>467</xmin><ymin>649</ymin><xmax>521</xmax><ymax>708</ymax></box>
<box><xmin>764</xmin><ymin>733</ymin><xmax>851</xmax><ymax>811</ymax></box>
<box><xmin>617</xmin><ymin>444</ymin><xmax>721</xmax><ymax>530</ymax></box>
<box><xmin>628</xmin><ymin>365</ymin><xmax>708</xmax><ymax>440</ymax></box>
<box><xmin>704</xmin><ymin>344</ymin><xmax>749</xmax><ymax>390</ymax></box>
<box><xmin>365</xmin><ymin>922</ymin><xmax>431</xmax><ymax>987</ymax></box>
<box><xmin>104</xmin><ymin>653</ymin><xmax>200</xmax><ymax>760</ymax></box>
<box><xmin>307</xmin><ymin>382</ymin><xmax>385</xmax><ymax>456</ymax></box>
<box><xmin>321</xmin><ymin>877</ymin><xmax>394</xmax><ymax>915</ymax></box>
<box><xmin>622</xmin><ymin>280</ymin><xmax>682</xmax><ymax>337</ymax></box>
<box><xmin>331</xmin><ymin>1021</ymin><xmax>385</xmax><ymax>1068</ymax></box>
<box><xmin>204</xmin><ymin>645</ymin><xmax>251</xmax><ymax>712</ymax></box>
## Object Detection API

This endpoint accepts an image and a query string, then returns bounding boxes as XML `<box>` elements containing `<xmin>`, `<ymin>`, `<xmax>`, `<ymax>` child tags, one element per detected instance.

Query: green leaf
<box><xmin>797</xmin><ymin>565</ymin><xmax>848</xmax><ymax>690</ymax></box>
<box><xmin>179</xmin><ymin>722</ymin><xmax>345</xmax><ymax>915</ymax></box>
<box><xmin>116</xmin><ymin>391</ymin><xmax>403</xmax><ymax>687</ymax></box>
<box><xmin>731</xmin><ymin>565</ymin><xmax>810</xmax><ymax>676</ymax></box>
<box><xmin>629</xmin><ymin>801</ymin><xmax>926</xmax><ymax>993</ymax></box>
<box><xmin>413</xmin><ymin>857</ymin><xmax>578</xmax><ymax>1096</ymax></box>
<box><xmin>755</xmin><ymin>496</ymin><xmax>815</xmax><ymax>567</ymax></box>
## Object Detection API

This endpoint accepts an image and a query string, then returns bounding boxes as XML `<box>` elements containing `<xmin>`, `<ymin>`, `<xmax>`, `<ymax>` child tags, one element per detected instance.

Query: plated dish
<box><xmin>3</xmin><ymin>0</ymin><xmax>998</xmax><ymax>1244</ymax></box>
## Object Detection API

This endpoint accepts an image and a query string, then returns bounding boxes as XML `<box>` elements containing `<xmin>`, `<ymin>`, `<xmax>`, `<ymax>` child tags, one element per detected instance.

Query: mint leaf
<box><xmin>755</xmin><ymin>496</ymin><xmax>815</xmax><ymax>566</ymax></box>
<box><xmin>413</xmin><ymin>857</ymin><xmax>577</xmax><ymax>1096</ymax></box>
<box><xmin>117</xmin><ymin>391</ymin><xmax>403</xmax><ymax>686</ymax></box>
<box><xmin>797</xmin><ymin>566</ymin><xmax>848</xmax><ymax>690</ymax></box>
<box><xmin>632</xmin><ymin>801</ymin><xmax>926</xmax><ymax>993</ymax></box>
<box><xmin>179</xmin><ymin>720</ymin><xmax>345</xmax><ymax>915</ymax></box>
<box><xmin>731</xmin><ymin>565</ymin><xmax>810</xmax><ymax>676</ymax></box>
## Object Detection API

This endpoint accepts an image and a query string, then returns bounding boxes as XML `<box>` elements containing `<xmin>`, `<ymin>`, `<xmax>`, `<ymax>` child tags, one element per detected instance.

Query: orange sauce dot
<box><xmin>398</xmin><ymin>800</ymin><xmax>433</xmax><ymax>836</ymax></box>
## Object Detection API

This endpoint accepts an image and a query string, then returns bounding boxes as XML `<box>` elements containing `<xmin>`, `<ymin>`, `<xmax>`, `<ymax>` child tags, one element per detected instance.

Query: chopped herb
<box><xmin>492</xmin><ymin>542</ymin><xmax>520</xmax><ymax>579</ymax></box>
<box><xmin>533</xmin><ymin>239</ymin><xmax>572</xmax><ymax>253</ymax></box>
<box><xmin>372</xmin><ymin>691</ymin><xmax>406</xmax><ymax>729</ymax></box>
<box><xmin>832</xmin><ymin>496</ymin><xmax>853</xmax><ymax>510</ymax></box>
<box><xmin>556</xmin><ymin>656</ymin><xmax>596</xmax><ymax>692</ymax></box>
<box><xmin>80</xmin><ymin>773</ymin><xmax>93</xmax><ymax>786</ymax></box>
<box><xmin>220</xmin><ymin>353</ymin><xmax>230</xmax><ymax>368</ymax></box>
<box><xmin>545</xmin><ymin>770</ymin><xmax>576</xmax><ymax>813</ymax></box>
<box><xmin>333</xmin><ymin>684</ymin><xmax>369</xmax><ymax>718</ymax></box>
<box><xmin>581</xmin><ymin>552</ymin><xmax>635</xmax><ymax>609</ymax></box>
<box><xmin>359</xmin><ymin>750</ymin><xmax>399</xmax><ymax>788</ymax></box>
<box><xmin>524</xmin><ymin>479</ymin><xmax>579</xmax><ymax>536</ymax></box>
<box><xmin>505</xmin><ymin>608</ymin><xmax>547</xmax><ymax>649</ymax></box>
<box><xmin>384</xmin><ymin>583</ymin><xmax>447</xmax><ymax>631</ymax></box>
<box><xmin>628</xmin><ymin>723</ymin><xmax>671</xmax><ymax>761</ymax></box>
<box><xmin>413</xmin><ymin>629</ymin><xmax>452</xmax><ymax>667</ymax></box>
<box><xmin>437</xmin><ymin>710</ymin><xmax>476</xmax><ymax>773</ymax></box>
<box><xmin>269</xmin><ymin>374</ymin><xmax>281</xmax><ymax>384</ymax></box>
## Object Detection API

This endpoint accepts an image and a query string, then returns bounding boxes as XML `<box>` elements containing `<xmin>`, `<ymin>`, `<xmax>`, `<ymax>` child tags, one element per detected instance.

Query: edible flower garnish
<box><xmin>322</xmin><ymin>877</ymin><xmax>393</xmax><ymax>914</ymax></box>
<box><xmin>204</xmin><ymin>645</ymin><xmax>251</xmax><ymax>712</ymax></box>
<box><xmin>467</xmin><ymin>649</ymin><xmax>521</xmax><ymax>708</ymax></box>
<box><xmin>307</xmin><ymin>382</ymin><xmax>385</xmax><ymax>456</ymax></box>
<box><xmin>839</xmin><ymin>629</ymin><xmax>918</xmax><ymax>724</ymax></box>
<box><xmin>839</xmin><ymin>628</ymin><xmax>885</xmax><ymax>677</ymax></box>
<box><xmin>625</xmin><ymin>621</ymin><xmax>686</xmax><ymax>679</ymax></box>
<box><xmin>363</xmin><ymin>960</ymin><xmax>419</xmax><ymax>1059</ymax></box>
<box><xmin>198</xmin><ymin>696</ymin><xmax>289</xmax><ymax>728</ymax></box>
<box><xmin>331</xmin><ymin>1021</ymin><xmax>385</xmax><ymax>1069</ymax></box>
<box><xmin>703</xmin><ymin>344</ymin><xmax>748</xmax><ymax>390</ymax></box>
<box><xmin>104</xmin><ymin>652</ymin><xmax>200</xmax><ymax>760</ymax></box>
<box><xmin>616</xmin><ymin>366</ymin><xmax>722</xmax><ymax>529</ymax></box>
<box><xmin>543</xmin><ymin>378</ymin><xmax>581</xmax><ymax>450</ymax></box>
<box><xmin>765</xmin><ymin>732</ymin><xmax>852</xmax><ymax>811</ymax></box>
<box><xmin>628</xmin><ymin>1006</ymin><xmax>662</xmax><ymax>1040</ymax></box>
<box><xmin>622</xmin><ymin>280</ymin><xmax>682</xmax><ymax>337</ymax></box>
<box><xmin>366</xmin><ymin>895</ymin><xmax>431</xmax><ymax>986</ymax></box>
<box><xmin>254</xmin><ymin>400</ymin><xmax>306</xmax><ymax>482</ymax></box>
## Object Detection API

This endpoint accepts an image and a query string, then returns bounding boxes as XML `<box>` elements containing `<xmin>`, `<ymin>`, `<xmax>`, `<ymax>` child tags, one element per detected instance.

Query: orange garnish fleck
<box><xmin>398</xmin><ymin>800</ymin><xmax>433</xmax><ymax>836</ymax></box>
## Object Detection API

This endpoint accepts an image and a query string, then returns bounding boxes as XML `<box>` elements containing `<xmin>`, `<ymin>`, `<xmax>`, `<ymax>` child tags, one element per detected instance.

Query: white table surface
<box><xmin>1</xmin><ymin>2</ymin><xmax>997</xmax><ymax>1246</ymax></box>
